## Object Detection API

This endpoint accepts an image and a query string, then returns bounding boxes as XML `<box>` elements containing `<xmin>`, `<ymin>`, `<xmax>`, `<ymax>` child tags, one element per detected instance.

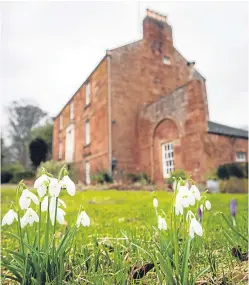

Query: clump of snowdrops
<box><xmin>151</xmin><ymin>177</ymin><xmax>212</xmax><ymax>285</ymax></box>
<box><xmin>1</xmin><ymin>166</ymin><xmax>90</xmax><ymax>284</ymax></box>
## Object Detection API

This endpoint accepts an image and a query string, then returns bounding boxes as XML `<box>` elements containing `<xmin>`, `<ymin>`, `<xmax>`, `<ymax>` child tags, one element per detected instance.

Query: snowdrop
<box><xmin>153</xmin><ymin>198</ymin><xmax>158</xmax><ymax>208</ymax></box>
<box><xmin>41</xmin><ymin>196</ymin><xmax>66</xmax><ymax>212</ymax></box>
<box><xmin>205</xmin><ymin>200</ymin><xmax>211</xmax><ymax>210</ymax></box>
<box><xmin>21</xmin><ymin>208</ymin><xmax>39</xmax><ymax>228</ymax></box>
<box><xmin>76</xmin><ymin>211</ymin><xmax>90</xmax><ymax>227</ymax></box>
<box><xmin>49</xmin><ymin>197</ymin><xmax>66</xmax><ymax>225</ymax></box>
<box><xmin>175</xmin><ymin>186</ymin><xmax>195</xmax><ymax>215</ymax></box>
<box><xmin>158</xmin><ymin>215</ymin><xmax>167</xmax><ymax>230</ymax></box>
<box><xmin>187</xmin><ymin>210</ymin><xmax>203</xmax><ymax>239</ymax></box>
<box><xmin>190</xmin><ymin>185</ymin><xmax>201</xmax><ymax>201</ymax></box>
<box><xmin>60</xmin><ymin>175</ymin><xmax>76</xmax><ymax>196</ymax></box>
<box><xmin>37</xmin><ymin>185</ymin><xmax>47</xmax><ymax>198</ymax></box>
<box><xmin>2</xmin><ymin>209</ymin><xmax>18</xmax><ymax>226</ymax></box>
<box><xmin>34</xmin><ymin>174</ymin><xmax>49</xmax><ymax>189</ymax></box>
<box><xmin>19</xmin><ymin>189</ymin><xmax>39</xmax><ymax>210</ymax></box>
<box><xmin>48</xmin><ymin>178</ymin><xmax>62</xmax><ymax>197</ymax></box>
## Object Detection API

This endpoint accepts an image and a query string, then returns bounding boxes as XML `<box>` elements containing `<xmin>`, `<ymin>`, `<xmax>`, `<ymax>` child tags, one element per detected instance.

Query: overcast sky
<box><xmin>0</xmin><ymin>1</ymin><xmax>248</xmax><ymax>135</ymax></box>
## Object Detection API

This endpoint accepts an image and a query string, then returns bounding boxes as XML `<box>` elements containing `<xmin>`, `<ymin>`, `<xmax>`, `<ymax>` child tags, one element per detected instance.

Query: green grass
<box><xmin>1</xmin><ymin>186</ymin><xmax>248</xmax><ymax>284</ymax></box>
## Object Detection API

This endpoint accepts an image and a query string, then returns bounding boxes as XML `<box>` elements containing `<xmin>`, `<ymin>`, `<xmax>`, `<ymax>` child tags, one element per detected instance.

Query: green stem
<box><xmin>17</xmin><ymin>211</ymin><xmax>25</xmax><ymax>255</ymax></box>
<box><xmin>52</xmin><ymin>197</ymin><xmax>59</xmax><ymax>259</ymax></box>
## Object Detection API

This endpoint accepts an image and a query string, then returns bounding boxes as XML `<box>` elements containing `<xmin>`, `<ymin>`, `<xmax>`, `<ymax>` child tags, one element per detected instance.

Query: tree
<box><xmin>7</xmin><ymin>99</ymin><xmax>47</xmax><ymax>168</ymax></box>
<box><xmin>31</xmin><ymin>122</ymin><xmax>53</xmax><ymax>159</ymax></box>
<box><xmin>29</xmin><ymin>138</ymin><xmax>48</xmax><ymax>169</ymax></box>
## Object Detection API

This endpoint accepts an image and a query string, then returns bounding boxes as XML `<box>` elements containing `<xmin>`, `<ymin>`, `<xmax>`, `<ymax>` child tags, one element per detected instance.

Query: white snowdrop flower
<box><xmin>41</xmin><ymin>196</ymin><xmax>49</xmax><ymax>212</ymax></box>
<box><xmin>34</xmin><ymin>174</ymin><xmax>49</xmax><ymax>189</ymax></box>
<box><xmin>2</xmin><ymin>209</ymin><xmax>18</xmax><ymax>226</ymax></box>
<box><xmin>21</xmin><ymin>208</ymin><xmax>39</xmax><ymax>228</ymax></box>
<box><xmin>158</xmin><ymin>215</ymin><xmax>167</xmax><ymax>231</ymax></box>
<box><xmin>205</xmin><ymin>200</ymin><xmax>211</xmax><ymax>210</ymax></box>
<box><xmin>153</xmin><ymin>198</ymin><xmax>158</xmax><ymax>208</ymax></box>
<box><xmin>48</xmin><ymin>178</ymin><xmax>62</xmax><ymax>197</ymax></box>
<box><xmin>189</xmin><ymin>217</ymin><xmax>203</xmax><ymax>239</ymax></box>
<box><xmin>175</xmin><ymin>186</ymin><xmax>195</xmax><ymax>214</ymax></box>
<box><xmin>37</xmin><ymin>185</ymin><xmax>47</xmax><ymax>198</ymax></box>
<box><xmin>49</xmin><ymin>197</ymin><xmax>66</xmax><ymax>225</ymax></box>
<box><xmin>186</xmin><ymin>210</ymin><xmax>194</xmax><ymax>222</ymax></box>
<box><xmin>19</xmin><ymin>189</ymin><xmax>39</xmax><ymax>210</ymax></box>
<box><xmin>60</xmin><ymin>175</ymin><xmax>76</xmax><ymax>196</ymax></box>
<box><xmin>76</xmin><ymin>211</ymin><xmax>90</xmax><ymax>227</ymax></box>
<box><xmin>175</xmin><ymin>199</ymin><xmax>183</xmax><ymax>215</ymax></box>
<box><xmin>190</xmin><ymin>185</ymin><xmax>201</xmax><ymax>201</ymax></box>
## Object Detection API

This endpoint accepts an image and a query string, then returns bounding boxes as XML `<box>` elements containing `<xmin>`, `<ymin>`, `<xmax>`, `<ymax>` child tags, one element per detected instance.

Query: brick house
<box><xmin>52</xmin><ymin>9</ymin><xmax>248</xmax><ymax>184</ymax></box>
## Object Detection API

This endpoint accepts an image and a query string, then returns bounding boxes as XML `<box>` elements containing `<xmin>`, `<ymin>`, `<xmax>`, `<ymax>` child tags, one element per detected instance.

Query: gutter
<box><xmin>107</xmin><ymin>51</ymin><xmax>112</xmax><ymax>175</ymax></box>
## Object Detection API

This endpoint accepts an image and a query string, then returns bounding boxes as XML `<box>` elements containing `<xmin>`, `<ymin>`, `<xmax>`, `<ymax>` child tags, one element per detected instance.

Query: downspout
<box><xmin>107</xmin><ymin>51</ymin><xmax>112</xmax><ymax>175</ymax></box>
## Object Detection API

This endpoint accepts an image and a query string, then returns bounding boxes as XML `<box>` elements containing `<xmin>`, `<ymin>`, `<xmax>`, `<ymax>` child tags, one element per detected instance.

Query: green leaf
<box><xmin>193</xmin><ymin>265</ymin><xmax>210</xmax><ymax>283</ymax></box>
<box><xmin>181</xmin><ymin>237</ymin><xmax>191</xmax><ymax>284</ymax></box>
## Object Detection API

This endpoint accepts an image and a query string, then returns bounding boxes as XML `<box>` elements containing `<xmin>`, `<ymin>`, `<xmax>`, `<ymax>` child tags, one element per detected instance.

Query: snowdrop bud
<box><xmin>76</xmin><ymin>211</ymin><xmax>90</xmax><ymax>228</ymax></box>
<box><xmin>158</xmin><ymin>215</ymin><xmax>167</xmax><ymax>231</ymax></box>
<box><xmin>153</xmin><ymin>198</ymin><xmax>158</xmax><ymax>208</ymax></box>
<box><xmin>2</xmin><ymin>209</ymin><xmax>18</xmax><ymax>226</ymax></box>
<box><xmin>205</xmin><ymin>200</ymin><xmax>211</xmax><ymax>210</ymax></box>
<box><xmin>189</xmin><ymin>217</ymin><xmax>203</xmax><ymax>239</ymax></box>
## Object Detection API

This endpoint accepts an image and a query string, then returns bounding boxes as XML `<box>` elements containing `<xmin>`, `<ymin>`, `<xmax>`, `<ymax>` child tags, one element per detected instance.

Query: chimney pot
<box><xmin>146</xmin><ymin>9</ymin><xmax>167</xmax><ymax>23</ymax></box>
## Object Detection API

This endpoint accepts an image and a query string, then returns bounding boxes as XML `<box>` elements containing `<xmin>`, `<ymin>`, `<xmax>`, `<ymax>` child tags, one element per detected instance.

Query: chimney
<box><xmin>143</xmin><ymin>9</ymin><xmax>173</xmax><ymax>55</ymax></box>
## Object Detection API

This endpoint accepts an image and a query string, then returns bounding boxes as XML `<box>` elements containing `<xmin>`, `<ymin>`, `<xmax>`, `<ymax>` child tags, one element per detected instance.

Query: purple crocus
<box><xmin>230</xmin><ymin>199</ymin><xmax>236</xmax><ymax>217</ymax></box>
<box><xmin>197</xmin><ymin>207</ymin><xmax>202</xmax><ymax>222</ymax></box>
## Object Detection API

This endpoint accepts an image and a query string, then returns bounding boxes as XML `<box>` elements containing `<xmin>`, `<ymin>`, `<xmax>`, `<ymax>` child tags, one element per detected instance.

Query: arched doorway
<box><xmin>153</xmin><ymin>118</ymin><xmax>180</xmax><ymax>184</ymax></box>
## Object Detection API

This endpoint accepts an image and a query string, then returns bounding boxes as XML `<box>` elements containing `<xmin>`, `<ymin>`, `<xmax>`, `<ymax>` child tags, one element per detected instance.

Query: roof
<box><xmin>208</xmin><ymin>121</ymin><xmax>248</xmax><ymax>139</ymax></box>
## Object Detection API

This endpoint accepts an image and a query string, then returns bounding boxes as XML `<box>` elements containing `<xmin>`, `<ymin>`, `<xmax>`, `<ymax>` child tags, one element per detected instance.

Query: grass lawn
<box><xmin>1</xmin><ymin>185</ymin><xmax>248</xmax><ymax>284</ymax></box>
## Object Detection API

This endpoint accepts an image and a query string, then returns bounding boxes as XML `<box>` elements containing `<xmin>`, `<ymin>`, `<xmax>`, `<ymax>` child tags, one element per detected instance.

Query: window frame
<box><xmin>162</xmin><ymin>142</ymin><xmax>174</xmax><ymax>178</ymax></box>
<box><xmin>85</xmin><ymin>81</ymin><xmax>91</xmax><ymax>106</ymax></box>
<box><xmin>58</xmin><ymin>141</ymin><xmax>63</xmax><ymax>160</ymax></box>
<box><xmin>163</xmin><ymin>56</ymin><xmax>171</xmax><ymax>65</ymax></box>
<box><xmin>235</xmin><ymin>151</ymin><xmax>246</xmax><ymax>162</ymax></box>
<box><xmin>85</xmin><ymin>119</ymin><xmax>90</xmax><ymax>146</ymax></box>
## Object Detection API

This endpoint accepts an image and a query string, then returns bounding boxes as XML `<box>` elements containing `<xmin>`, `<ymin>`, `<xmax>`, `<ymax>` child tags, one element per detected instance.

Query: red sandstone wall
<box><xmin>204</xmin><ymin>134</ymin><xmax>248</xmax><ymax>174</ymax></box>
<box><xmin>110</xmin><ymin>16</ymin><xmax>192</xmax><ymax>179</ymax></box>
<box><xmin>53</xmin><ymin>58</ymin><xmax>109</xmax><ymax>183</ymax></box>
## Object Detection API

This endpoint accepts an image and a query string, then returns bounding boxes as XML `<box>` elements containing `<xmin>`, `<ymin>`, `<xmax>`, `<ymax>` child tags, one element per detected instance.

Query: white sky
<box><xmin>0</xmin><ymin>1</ymin><xmax>248</xmax><ymax>135</ymax></box>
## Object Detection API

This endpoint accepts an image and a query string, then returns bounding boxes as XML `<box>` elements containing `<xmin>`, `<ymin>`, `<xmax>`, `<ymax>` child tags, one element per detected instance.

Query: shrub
<box><xmin>91</xmin><ymin>171</ymin><xmax>113</xmax><ymax>184</ymax></box>
<box><xmin>37</xmin><ymin>160</ymin><xmax>76</xmax><ymax>180</ymax></box>
<box><xmin>217</xmin><ymin>163</ymin><xmax>247</xmax><ymax>180</ymax></box>
<box><xmin>1</xmin><ymin>171</ymin><xmax>13</xmax><ymax>184</ymax></box>
<box><xmin>2</xmin><ymin>162</ymin><xmax>25</xmax><ymax>175</ymax></box>
<box><xmin>219</xmin><ymin>177</ymin><xmax>248</xmax><ymax>193</ymax></box>
<box><xmin>126</xmin><ymin>172</ymin><xmax>150</xmax><ymax>184</ymax></box>
<box><xmin>167</xmin><ymin>169</ymin><xmax>187</xmax><ymax>185</ymax></box>
<box><xmin>11</xmin><ymin>171</ymin><xmax>35</xmax><ymax>183</ymax></box>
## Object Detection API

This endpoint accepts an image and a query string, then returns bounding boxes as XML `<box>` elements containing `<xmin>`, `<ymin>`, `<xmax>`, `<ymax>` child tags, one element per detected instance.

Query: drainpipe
<box><xmin>107</xmin><ymin>51</ymin><xmax>112</xmax><ymax>175</ymax></box>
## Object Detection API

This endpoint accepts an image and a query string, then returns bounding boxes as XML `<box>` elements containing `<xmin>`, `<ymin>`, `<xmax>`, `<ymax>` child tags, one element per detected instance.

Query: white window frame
<box><xmin>59</xmin><ymin>115</ymin><xmax>63</xmax><ymax>130</ymax></box>
<box><xmin>85</xmin><ymin>161</ymin><xmax>90</xmax><ymax>185</ymax></box>
<box><xmin>85</xmin><ymin>82</ymin><xmax>91</xmax><ymax>106</ymax></box>
<box><xmin>65</xmin><ymin>124</ymin><xmax>75</xmax><ymax>163</ymax></box>
<box><xmin>85</xmin><ymin>119</ymin><xmax>90</xmax><ymax>145</ymax></box>
<box><xmin>235</xmin><ymin>151</ymin><xmax>246</xmax><ymax>162</ymax></box>
<box><xmin>163</xmin><ymin>56</ymin><xmax>171</xmax><ymax>65</ymax></box>
<box><xmin>162</xmin><ymin>142</ymin><xmax>174</xmax><ymax>178</ymax></box>
<box><xmin>70</xmin><ymin>101</ymin><xmax>74</xmax><ymax>120</ymax></box>
<box><xmin>58</xmin><ymin>142</ymin><xmax>62</xmax><ymax>160</ymax></box>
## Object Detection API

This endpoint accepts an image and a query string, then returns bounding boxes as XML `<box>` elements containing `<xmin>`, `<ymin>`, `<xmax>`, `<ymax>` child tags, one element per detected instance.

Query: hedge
<box><xmin>217</xmin><ymin>162</ymin><xmax>248</xmax><ymax>180</ymax></box>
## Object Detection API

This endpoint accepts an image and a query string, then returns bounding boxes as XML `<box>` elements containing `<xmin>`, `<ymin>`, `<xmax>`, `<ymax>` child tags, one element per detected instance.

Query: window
<box><xmin>59</xmin><ymin>142</ymin><xmax>62</xmax><ymax>160</ymax></box>
<box><xmin>85</xmin><ymin>82</ymin><xmax>91</xmax><ymax>106</ymax></box>
<box><xmin>85</xmin><ymin>120</ymin><xmax>90</xmax><ymax>145</ymax></box>
<box><xmin>65</xmin><ymin>125</ymin><xmax>75</xmax><ymax>163</ymax></box>
<box><xmin>162</xmin><ymin>142</ymin><xmax>174</xmax><ymax>178</ymax></box>
<box><xmin>163</xmin><ymin>56</ymin><xmax>171</xmax><ymax>65</ymax></box>
<box><xmin>70</xmin><ymin>101</ymin><xmax>74</xmax><ymax>120</ymax></box>
<box><xmin>85</xmin><ymin>161</ymin><xmax>90</xmax><ymax>185</ymax></box>
<box><xmin>59</xmin><ymin>115</ymin><xmax>63</xmax><ymax>130</ymax></box>
<box><xmin>235</xmin><ymin>152</ymin><xmax>246</xmax><ymax>162</ymax></box>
